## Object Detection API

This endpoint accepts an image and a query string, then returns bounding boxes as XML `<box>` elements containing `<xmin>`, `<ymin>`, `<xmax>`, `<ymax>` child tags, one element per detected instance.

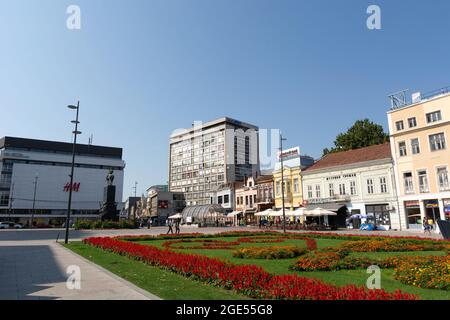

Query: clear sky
<box><xmin>1</xmin><ymin>0</ymin><xmax>450</xmax><ymax>198</ymax></box>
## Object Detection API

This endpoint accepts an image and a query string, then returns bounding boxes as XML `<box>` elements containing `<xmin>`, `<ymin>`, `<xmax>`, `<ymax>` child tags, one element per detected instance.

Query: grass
<box><xmin>65</xmin><ymin>242</ymin><xmax>249</xmax><ymax>300</ymax></box>
<box><xmin>136</xmin><ymin>236</ymin><xmax>450</xmax><ymax>300</ymax></box>
<box><xmin>65</xmin><ymin>235</ymin><xmax>450</xmax><ymax>300</ymax></box>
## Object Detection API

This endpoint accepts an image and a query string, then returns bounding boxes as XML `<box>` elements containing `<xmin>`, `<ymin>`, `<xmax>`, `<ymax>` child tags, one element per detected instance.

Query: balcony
<box><xmin>255</xmin><ymin>197</ymin><xmax>274</xmax><ymax>204</ymax></box>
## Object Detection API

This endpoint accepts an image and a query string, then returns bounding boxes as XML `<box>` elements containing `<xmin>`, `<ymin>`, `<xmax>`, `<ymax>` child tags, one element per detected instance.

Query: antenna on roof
<box><xmin>88</xmin><ymin>134</ymin><xmax>93</xmax><ymax>145</ymax></box>
<box><xmin>388</xmin><ymin>89</ymin><xmax>409</xmax><ymax>110</ymax></box>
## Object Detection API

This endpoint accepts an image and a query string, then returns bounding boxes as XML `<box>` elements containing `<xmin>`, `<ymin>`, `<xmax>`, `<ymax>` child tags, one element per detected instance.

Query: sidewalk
<box><xmin>0</xmin><ymin>239</ymin><xmax>160</xmax><ymax>300</ymax></box>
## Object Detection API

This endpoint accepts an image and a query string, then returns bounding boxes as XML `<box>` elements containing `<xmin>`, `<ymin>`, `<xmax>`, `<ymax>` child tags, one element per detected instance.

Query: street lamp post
<box><xmin>65</xmin><ymin>101</ymin><xmax>81</xmax><ymax>244</ymax></box>
<box><xmin>30</xmin><ymin>175</ymin><xmax>38</xmax><ymax>229</ymax></box>
<box><xmin>279</xmin><ymin>133</ymin><xmax>287</xmax><ymax>233</ymax></box>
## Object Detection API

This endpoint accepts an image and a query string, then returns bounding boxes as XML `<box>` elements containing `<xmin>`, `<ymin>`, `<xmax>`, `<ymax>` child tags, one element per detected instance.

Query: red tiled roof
<box><xmin>304</xmin><ymin>143</ymin><xmax>392</xmax><ymax>172</ymax></box>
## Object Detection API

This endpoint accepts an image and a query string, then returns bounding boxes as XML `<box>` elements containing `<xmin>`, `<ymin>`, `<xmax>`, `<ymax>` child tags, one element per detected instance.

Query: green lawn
<box><xmin>65</xmin><ymin>242</ymin><xmax>249</xmax><ymax>300</ymax></box>
<box><xmin>136</xmin><ymin>236</ymin><xmax>449</xmax><ymax>300</ymax></box>
<box><xmin>66</xmin><ymin>235</ymin><xmax>450</xmax><ymax>300</ymax></box>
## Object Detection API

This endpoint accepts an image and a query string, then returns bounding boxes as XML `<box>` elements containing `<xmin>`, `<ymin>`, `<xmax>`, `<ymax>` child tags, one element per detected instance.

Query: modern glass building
<box><xmin>169</xmin><ymin>117</ymin><xmax>259</xmax><ymax>206</ymax></box>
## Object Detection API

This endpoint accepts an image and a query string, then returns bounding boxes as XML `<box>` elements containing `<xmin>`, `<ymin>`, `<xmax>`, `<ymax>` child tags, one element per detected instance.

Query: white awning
<box><xmin>226</xmin><ymin>211</ymin><xmax>242</xmax><ymax>218</ymax></box>
<box><xmin>255</xmin><ymin>209</ymin><xmax>273</xmax><ymax>216</ymax></box>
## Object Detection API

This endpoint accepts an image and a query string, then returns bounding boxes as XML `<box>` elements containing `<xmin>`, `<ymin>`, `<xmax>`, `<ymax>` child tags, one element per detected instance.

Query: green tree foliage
<box><xmin>323</xmin><ymin>119</ymin><xmax>389</xmax><ymax>156</ymax></box>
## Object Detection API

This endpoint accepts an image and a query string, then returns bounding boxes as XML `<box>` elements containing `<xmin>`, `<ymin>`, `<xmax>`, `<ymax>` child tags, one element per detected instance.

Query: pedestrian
<box><xmin>167</xmin><ymin>219</ymin><xmax>174</xmax><ymax>234</ymax></box>
<box><xmin>176</xmin><ymin>218</ymin><xmax>182</xmax><ymax>234</ymax></box>
<box><xmin>147</xmin><ymin>219</ymin><xmax>152</xmax><ymax>229</ymax></box>
<box><xmin>423</xmin><ymin>219</ymin><xmax>431</xmax><ymax>234</ymax></box>
<box><xmin>428</xmin><ymin>218</ymin><xmax>434</xmax><ymax>231</ymax></box>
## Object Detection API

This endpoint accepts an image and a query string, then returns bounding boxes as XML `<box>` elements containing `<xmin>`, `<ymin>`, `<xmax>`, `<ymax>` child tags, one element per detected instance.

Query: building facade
<box><xmin>169</xmin><ymin>117</ymin><xmax>259</xmax><ymax>206</ymax></box>
<box><xmin>147</xmin><ymin>185</ymin><xmax>186</xmax><ymax>226</ymax></box>
<box><xmin>301</xmin><ymin>143</ymin><xmax>400</xmax><ymax>230</ymax></box>
<box><xmin>210</xmin><ymin>183</ymin><xmax>235</xmax><ymax>212</ymax></box>
<box><xmin>0</xmin><ymin>136</ymin><xmax>125</xmax><ymax>225</ymax></box>
<box><xmin>387</xmin><ymin>88</ymin><xmax>450</xmax><ymax>230</ymax></box>
<box><xmin>273</xmin><ymin>147</ymin><xmax>314</xmax><ymax>210</ymax></box>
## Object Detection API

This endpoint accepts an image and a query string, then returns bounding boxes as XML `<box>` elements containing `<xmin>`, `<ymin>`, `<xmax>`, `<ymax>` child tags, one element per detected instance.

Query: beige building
<box><xmin>387</xmin><ymin>88</ymin><xmax>450</xmax><ymax>230</ymax></box>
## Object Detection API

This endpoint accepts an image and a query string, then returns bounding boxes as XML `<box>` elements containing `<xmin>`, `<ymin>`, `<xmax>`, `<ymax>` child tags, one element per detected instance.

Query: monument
<box><xmin>100</xmin><ymin>169</ymin><xmax>119</xmax><ymax>221</ymax></box>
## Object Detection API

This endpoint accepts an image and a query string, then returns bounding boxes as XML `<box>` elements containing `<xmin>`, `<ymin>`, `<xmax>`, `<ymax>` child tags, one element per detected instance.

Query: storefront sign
<box><xmin>63</xmin><ymin>182</ymin><xmax>80</xmax><ymax>192</ymax></box>
<box><xmin>277</xmin><ymin>147</ymin><xmax>300</xmax><ymax>161</ymax></box>
<box><xmin>404</xmin><ymin>200</ymin><xmax>420</xmax><ymax>207</ymax></box>
<box><xmin>424</xmin><ymin>200</ymin><xmax>439</xmax><ymax>208</ymax></box>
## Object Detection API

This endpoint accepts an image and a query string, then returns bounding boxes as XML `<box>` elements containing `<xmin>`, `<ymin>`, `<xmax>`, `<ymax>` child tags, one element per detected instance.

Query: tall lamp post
<box><xmin>65</xmin><ymin>101</ymin><xmax>81</xmax><ymax>244</ymax></box>
<box><xmin>279</xmin><ymin>133</ymin><xmax>287</xmax><ymax>233</ymax></box>
<box><xmin>30</xmin><ymin>174</ymin><xmax>38</xmax><ymax>229</ymax></box>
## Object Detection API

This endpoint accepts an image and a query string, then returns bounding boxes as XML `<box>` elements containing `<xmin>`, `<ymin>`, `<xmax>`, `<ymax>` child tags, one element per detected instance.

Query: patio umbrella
<box><xmin>293</xmin><ymin>208</ymin><xmax>309</xmax><ymax>217</ymax></box>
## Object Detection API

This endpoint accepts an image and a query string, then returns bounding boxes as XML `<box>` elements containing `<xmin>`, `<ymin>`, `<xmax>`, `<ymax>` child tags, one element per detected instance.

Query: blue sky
<box><xmin>1</xmin><ymin>0</ymin><xmax>450</xmax><ymax>198</ymax></box>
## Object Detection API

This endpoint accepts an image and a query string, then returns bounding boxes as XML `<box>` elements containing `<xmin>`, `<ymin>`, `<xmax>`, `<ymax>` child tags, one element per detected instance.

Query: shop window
<box><xmin>366</xmin><ymin>205</ymin><xmax>391</xmax><ymax>226</ymax></box>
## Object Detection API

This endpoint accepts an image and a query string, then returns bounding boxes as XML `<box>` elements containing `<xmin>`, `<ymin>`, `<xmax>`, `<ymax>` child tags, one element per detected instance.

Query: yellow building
<box><xmin>387</xmin><ymin>87</ymin><xmax>450</xmax><ymax>230</ymax></box>
<box><xmin>272</xmin><ymin>147</ymin><xmax>314</xmax><ymax>210</ymax></box>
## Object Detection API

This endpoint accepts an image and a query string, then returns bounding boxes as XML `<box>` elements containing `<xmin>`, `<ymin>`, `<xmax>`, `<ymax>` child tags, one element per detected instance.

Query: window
<box><xmin>0</xmin><ymin>191</ymin><xmax>9</xmax><ymax>206</ymax></box>
<box><xmin>418</xmin><ymin>170</ymin><xmax>429</xmax><ymax>193</ymax></box>
<box><xmin>224</xmin><ymin>194</ymin><xmax>229</xmax><ymax>204</ymax></box>
<box><xmin>237</xmin><ymin>196</ymin><xmax>240</xmax><ymax>205</ymax></box>
<box><xmin>339</xmin><ymin>183</ymin><xmax>346</xmax><ymax>195</ymax></box>
<box><xmin>328</xmin><ymin>183</ymin><xmax>335</xmax><ymax>197</ymax></box>
<box><xmin>411</xmin><ymin>138</ymin><xmax>420</xmax><ymax>154</ymax></box>
<box><xmin>429</xmin><ymin>133</ymin><xmax>446</xmax><ymax>151</ymax></box>
<box><xmin>253</xmin><ymin>194</ymin><xmax>256</xmax><ymax>204</ymax></box>
<box><xmin>276</xmin><ymin>181</ymin><xmax>281</xmax><ymax>196</ymax></box>
<box><xmin>350</xmin><ymin>181</ymin><xmax>357</xmax><ymax>195</ymax></box>
<box><xmin>315</xmin><ymin>185</ymin><xmax>321</xmax><ymax>198</ymax></box>
<box><xmin>426</xmin><ymin>111</ymin><xmax>442</xmax><ymax>123</ymax></box>
<box><xmin>399</xmin><ymin>141</ymin><xmax>407</xmax><ymax>157</ymax></box>
<box><xmin>380</xmin><ymin>177</ymin><xmax>388</xmax><ymax>193</ymax></box>
<box><xmin>293</xmin><ymin>178</ymin><xmax>299</xmax><ymax>193</ymax></box>
<box><xmin>437</xmin><ymin>167</ymin><xmax>450</xmax><ymax>191</ymax></box>
<box><xmin>403</xmin><ymin>172</ymin><xmax>414</xmax><ymax>194</ymax></box>
<box><xmin>245</xmin><ymin>196</ymin><xmax>249</xmax><ymax>205</ymax></box>
<box><xmin>286</xmin><ymin>181</ymin><xmax>291</xmax><ymax>193</ymax></box>
<box><xmin>395</xmin><ymin>121</ymin><xmax>404</xmax><ymax>131</ymax></box>
<box><xmin>367</xmin><ymin>179</ymin><xmax>374</xmax><ymax>194</ymax></box>
<box><xmin>307</xmin><ymin>185</ymin><xmax>313</xmax><ymax>198</ymax></box>
<box><xmin>218</xmin><ymin>196</ymin><xmax>223</xmax><ymax>204</ymax></box>
<box><xmin>408</xmin><ymin>117</ymin><xmax>417</xmax><ymax>128</ymax></box>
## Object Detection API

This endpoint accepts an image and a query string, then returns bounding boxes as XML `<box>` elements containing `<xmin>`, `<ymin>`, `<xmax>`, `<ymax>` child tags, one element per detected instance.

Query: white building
<box><xmin>301</xmin><ymin>143</ymin><xmax>401</xmax><ymax>230</ymax></box>
<box><xmin>0</xmin><ymin>136</ymin><xmax>125</xmax><ymax>225</ymax></box>
<box><xmin>169</xmin><ymin>117</ymin><xmax>259</xmax><ymax>206</ymax></box>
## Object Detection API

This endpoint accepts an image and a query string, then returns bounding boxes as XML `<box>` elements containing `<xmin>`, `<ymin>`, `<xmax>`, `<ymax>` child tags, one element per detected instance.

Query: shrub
<box><xmin>232</xmin><ymin>246</ymin><xmax>307</xmax><ymax>259</ymax></box>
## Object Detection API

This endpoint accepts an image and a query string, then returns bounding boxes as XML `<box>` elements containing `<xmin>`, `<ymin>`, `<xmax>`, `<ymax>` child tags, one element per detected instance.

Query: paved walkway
<box><xmin>0</xmin><ymin>239</ymin><xmax>159</xmax><ymax>300</ymax></box>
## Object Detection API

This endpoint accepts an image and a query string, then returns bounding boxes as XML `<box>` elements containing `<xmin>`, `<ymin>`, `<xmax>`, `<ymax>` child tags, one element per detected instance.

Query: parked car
<box><xmin>0</xmin><ymin>222</ymin><xmax>22</xmax><ymax>229</ymax></box>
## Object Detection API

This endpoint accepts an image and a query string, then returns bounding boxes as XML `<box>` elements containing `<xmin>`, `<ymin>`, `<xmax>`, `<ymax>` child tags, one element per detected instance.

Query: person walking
<box><xmin>423</xmin><ymin>219</ymin><xmax>431</xmax><ymax>234</ymax></box>
<box><xmin>167</xmin><ymin>219</ymin><xmax>174</xmax><ymax>234</ymax></box>
<box><xmin>147</xmin><ymin>218</ymin><xmax>152</xmax><ymax>229</ymax></box>
<box><xmin>175</xmin><ymin>218</ymin><xmax>181</xmax><ymax>234</ymax></box>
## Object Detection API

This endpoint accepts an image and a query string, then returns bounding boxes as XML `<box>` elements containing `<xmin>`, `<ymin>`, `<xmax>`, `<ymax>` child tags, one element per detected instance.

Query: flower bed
<box><xmin>232</xmin><ymin>246</ymin><xmax>306</xmax><ymax>259</ymax></box>
<box><xmin>394</xmin><ymin>255</ymin><xmax>450</xmax><ymax>290</ymax></box>
<box><xmin>83</xmin><ymin>236</ymin><xmax>417</xmax><ymax>300</ymax></box>
<box><xmin>162</xmin><ymin>239</ymin><xmax>241</xmax><ymax>250</ymax></box>
<box><xmin>336</xmin><ymin>239</ymin><xmax>450</xmax><ymax>252</ymax></box>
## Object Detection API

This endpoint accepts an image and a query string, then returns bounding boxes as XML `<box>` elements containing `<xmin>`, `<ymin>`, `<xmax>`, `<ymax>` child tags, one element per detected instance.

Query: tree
<box><xmin>323</xmin><ymin>119</ymin><xmax>389</xmax><ymax>156</ymax></box>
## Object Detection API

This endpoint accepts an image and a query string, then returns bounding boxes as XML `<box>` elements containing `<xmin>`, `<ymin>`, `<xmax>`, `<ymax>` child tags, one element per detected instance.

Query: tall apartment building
<box><xmin>387</xmin><ymin>87</ymin><xmax>450</xmax><ymax>230</ymax></box>
<box><xmin>169</xmin><ymin>117</ymin><xmax>259</xmax><ymax>206</ymax></box>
